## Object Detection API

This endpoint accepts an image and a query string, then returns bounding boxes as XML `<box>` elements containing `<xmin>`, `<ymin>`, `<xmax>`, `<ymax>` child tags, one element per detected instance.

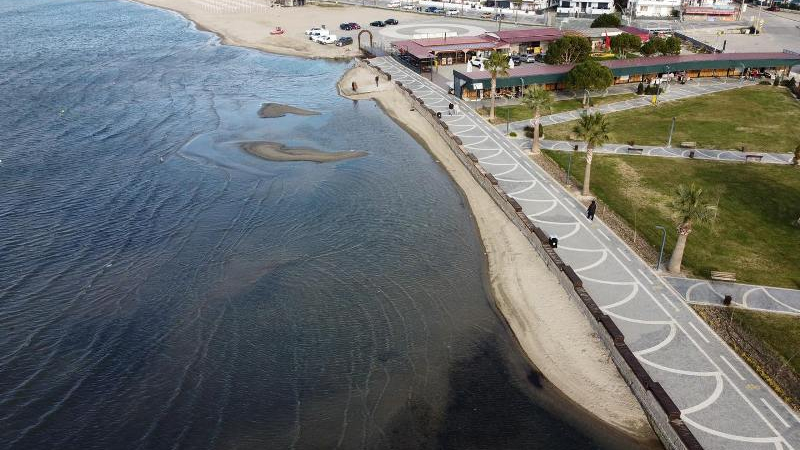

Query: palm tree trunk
<box><xmin>668</xmin><ymin>226</ymin><xmax>691</xmax><ymax>273</ymax></box>
<box><xmin>489</xmin><ymin>76</ymin><xmax>497</xmax><ymax>121</ymax></box>
<box><xmin>531</xmin><ymin>109</ymin><xmax>541</xmax><ymax>155</ymax></box>
<box><xmin>581</xmin><ymin>145</ymin><xmax>593</xmax><ymax>196</ymax></box>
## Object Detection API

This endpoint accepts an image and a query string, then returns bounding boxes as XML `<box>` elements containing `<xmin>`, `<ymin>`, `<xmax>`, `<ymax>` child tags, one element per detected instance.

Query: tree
<box><xmin>565</xmin><ymin>60</ymin><xmax>614</xmax><ymax>105</ymax></box>
<box><xmin>591</xmin><ymin>13</ymin><xmax>621</xmax><ymax>28</ymax></box>
<box><xmin>793</xmin><ymin>143</ymin><xmax>800</xmax><ymax>166</ymax></box>
<box><xmin>662</xmin><ymin>36</ymin><xmax>682</xmax><ymax>55</ymax></box>
<box><xmin>610</xmin><ymin>33</ymin><xmax>642</xmax><ymax>56</ymax></box>
<box><xmin>520</xmin><ymin>85</ymin><xmax>554</xmax><ymax>155</ymax></box>
<box><xmin>640</xmin><ymin>37</ymin><xmax>663</xmax><ymax>57</ymax></box>
<box><xmin>544</xmin><ymin>35</ymin><xmax>592</xmax><ymax>65</ymax></box>
<box><xmin>666</xmin><ymin>184</ymin><xmax>717</xmax><ymax>274</ymax></box>
<box><xmin>484</xmin><ymin>51</ymin><xmax>510</xmax><ymax>121</ymax></box>
<box><xmin>572</xmin><ymin>112</ymin><xmax>610</xmax><ymax>196</ymax></box>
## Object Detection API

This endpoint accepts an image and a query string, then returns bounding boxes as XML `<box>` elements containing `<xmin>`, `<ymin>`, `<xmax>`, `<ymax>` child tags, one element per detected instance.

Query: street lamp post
<box><xmin>667</xmin><ymin>116</ymin><xmax>676</xmax><ymax>148</ymax></box>
<box><xmin>655</xmin><ymin>225</ymin><xmax>667</xmax><ymax>270</ymax></box>
<box><xmin>566</xmin><ymin>144</ymin><xmax>577</xmax><ymax>185</ymax></box>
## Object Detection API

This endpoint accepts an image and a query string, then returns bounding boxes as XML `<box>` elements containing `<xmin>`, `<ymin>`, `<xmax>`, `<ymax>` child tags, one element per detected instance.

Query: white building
<box><xmin>556</xmin><ymin>0</ymin><xmax>614</xmax><ymax>16</ymax></box>
<box><xmin>629</xmin><ymin>0</ymin><xmax>681</xmax><ymax>17</ymax></box>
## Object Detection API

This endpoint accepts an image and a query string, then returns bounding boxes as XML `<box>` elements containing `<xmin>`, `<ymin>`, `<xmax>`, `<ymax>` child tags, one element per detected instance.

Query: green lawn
<box><xmin>479</xmin><ymin>93</ymin><xmax>638</xmax><ymax>124</ymax></box>
<box><xmin>733</xmin><ymin>309</ymin><xmax>800</xmax><ymax>376</ymax></box>
<box><xmin>543</xmin><ymin>85</ymin><xmax>800</xmax><ymax>153</ymax></box>
<box><xmin>544</xmin><ymin>151</ymin><xmax>800</xmax><ymax>288</ymax></box>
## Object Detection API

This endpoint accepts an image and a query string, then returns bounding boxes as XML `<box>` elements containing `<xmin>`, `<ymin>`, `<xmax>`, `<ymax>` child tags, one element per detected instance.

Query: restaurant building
<box><xmin>451</xmin><ymin>52</ymin><xmax>800</xmax><ymax>99</ymax></box>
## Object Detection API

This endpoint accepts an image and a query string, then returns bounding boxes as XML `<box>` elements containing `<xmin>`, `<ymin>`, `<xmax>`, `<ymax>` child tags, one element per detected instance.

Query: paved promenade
<box><xmin>667</xmin><ymin>277</ymin><xmax>800</xmax><ymax>316</ymax></box>
<box><xmin>533</xmin><ymin>139</ymin><xmax>795</xmax><ymax>165</ymax></box>
<box><xmin>370</xmin><ymin>56</ymin><xmax>800</xmax><ymax>450</ymax></box>
<box><xmin>505</xmin><ymin>78</ymin><xmax>758</xmax><ymax>133</ymax></box>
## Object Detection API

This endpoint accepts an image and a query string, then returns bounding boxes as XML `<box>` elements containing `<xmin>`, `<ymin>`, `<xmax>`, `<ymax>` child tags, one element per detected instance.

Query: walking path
<box><xmin>667</xmin><ymin>277</ymin><xmax>800</xmax><ymax>316</ymax></box>
<box><xmin>371</xmin><ymin>55</ymin><xmax>800</xmax><ymax>450</ymax></box>
<box><xmin>530</xmin><ymin>139</ymin><xmax>795</xmax><ymax>165</ymax></box>
<box><xmin>503</xmin><ymin>78</ymin><xmax>758</xmax><ymax>132</ymax></box>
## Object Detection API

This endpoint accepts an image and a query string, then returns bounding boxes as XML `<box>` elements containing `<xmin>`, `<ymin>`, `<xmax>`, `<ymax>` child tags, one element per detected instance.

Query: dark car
<box><xmin>339</xmin><ymin>23</ymin><xmax>352</xmax><ymax>30</ymax></box>
<box><xmin>767</xmin><ymin>5</ymin><xmax>780</xmax><ymax>10</ymax></box>
<box><xmin>424</xmin><ymin>6</ymin><xmax>437</xmax><ymax>12</ymax></box>
<box><xmin>348</xmin><ymin>22</ymin><xmax>361</xmax><ymax>29</ymax></box>
<box><xmin>336</xmin><ymin>36</ymin><xmax>353</xmax><ymax>47</ymax></box>
<box><xmin>510</xmin><ymin>54</ymin><xmax>521</xmax><ymax>65</ymax></box>
<box><xmin>384</xmin><ymin>18</ymin><xmax>398</xmax><ymax>25</ymax></box>
<box><xmin>370</xmin><ymin>20</ymin><xmax>385</xmax><ymax>27</ymax></box>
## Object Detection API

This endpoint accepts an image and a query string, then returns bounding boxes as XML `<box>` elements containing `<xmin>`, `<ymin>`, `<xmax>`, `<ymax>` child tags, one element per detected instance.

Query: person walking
<box><xmin>587</xmin><ymin>200</ymin><xmax>597</xmax><ymax>221</ymax></box>
<box><xmin>375</xmin><ymin>75</ymin><xmax>379</xmax><ymax>87</ymax></box>
<box><xmin>448</xmin><ymin>102</ymin><xmax>454</xmax><ymax>115</ymax></box>
<box><xmin>352</xmin><ymin>81</ymin><xmax>358</xmax><ymax>92</ymax></box>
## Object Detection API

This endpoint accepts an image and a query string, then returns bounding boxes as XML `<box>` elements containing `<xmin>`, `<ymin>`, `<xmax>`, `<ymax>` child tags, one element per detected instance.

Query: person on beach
<box><xmin>448</xmin><ymin>102</ymin><xmax>454</xmax><ymax>115</ymax></box>
<box><xmin>352</xmin><ymin>81</ymin><xmax>358</xmax><ymax>92</ymax></box>
<box><xmin>375</xmin><ymin>75</ymin><xmax>379</xmax><ymax>87</ymax></box>
<box><xmin>587</xmin><ymin>200</ymin><xmax>597</xmax><ymax>221</ymax></box>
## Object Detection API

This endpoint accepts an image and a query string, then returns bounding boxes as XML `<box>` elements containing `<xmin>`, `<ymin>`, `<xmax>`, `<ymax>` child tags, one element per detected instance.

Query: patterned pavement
<box><xmin>370</xmin><ymin>55</ymin><xmax>800</xmax><ymax>450</ymax></box>
<box><xmin>530</xmin><ymin>139</ymin><xmax>795</xmax><ymax>165</ymax></box>
<box><xmin>667</xmin><ymin>277</ymin><xmax>800</xmax><ymax>316</ymax></box>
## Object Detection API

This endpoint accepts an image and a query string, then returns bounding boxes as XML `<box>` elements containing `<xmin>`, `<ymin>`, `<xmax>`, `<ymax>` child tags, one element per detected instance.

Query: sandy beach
<box><xmin>241</xmin><ymin>141</ymin><xmax>367</xmax><ymax>162</ymax></box>
<box><xmin>339</xmin><ymin>65</ymin><xmax>658</xmax><ymax>445</ymax></box>
<box><xmin>132</xmin><ymin>0</ymin><xmax>423</xmax><ymax>59</ymax></box>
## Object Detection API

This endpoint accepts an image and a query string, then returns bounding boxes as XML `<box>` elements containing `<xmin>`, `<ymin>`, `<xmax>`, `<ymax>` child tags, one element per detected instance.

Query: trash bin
<box><xmin>549</xmin><ymin>237</ymin><xmax>558</xmax><ymax>248</ymax></box>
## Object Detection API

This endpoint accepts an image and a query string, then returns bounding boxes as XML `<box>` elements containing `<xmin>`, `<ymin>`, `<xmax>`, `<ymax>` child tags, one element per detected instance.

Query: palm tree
<box><xmin>484</xmin><ymin>51</ymin><xmax>510</xmax><ymax>121</ymax></box>
<box><xmin>667</xmin><ymin>184</ymin><xmax>717</xmax><ymax>274</ymax></box>
<box><xmin>520</xmin><ymin>85</ymin><xmax>554</xmax><ymax>155</ymax></box>
<box><xmin>572</xmin><ymin>111</ymin><xmax>610</xmax><ymax>196</ymax></box>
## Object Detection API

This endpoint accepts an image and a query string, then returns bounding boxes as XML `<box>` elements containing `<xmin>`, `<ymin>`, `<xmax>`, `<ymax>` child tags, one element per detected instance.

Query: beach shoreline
<box><xmin>338</xmin><ymin>65</ymin><xmax>658</xmax><ymax>446</ymax></box>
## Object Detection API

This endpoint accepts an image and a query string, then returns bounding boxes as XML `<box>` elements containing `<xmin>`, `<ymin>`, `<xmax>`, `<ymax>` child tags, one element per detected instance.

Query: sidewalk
<box><xmin>532</xmin><ymin>139</ymin><xmax>795</xmax><ymax>165</ymax></box>
<box><xmin>371</xmin><ymin>55</ymin><xmax>800</xmax><ymax>450</ymax></box>
<box><xmin>667</xmin><ymin>277</ymin><xmax>800</xmax><ymax>316</ymax></box>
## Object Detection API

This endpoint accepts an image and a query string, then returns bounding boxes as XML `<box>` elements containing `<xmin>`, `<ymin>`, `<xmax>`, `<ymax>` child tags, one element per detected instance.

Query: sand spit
<box><xmin>257</xmin><ymin>103</ymin><xmax>320</xmax><ymax>118</ymax></box>
<box><xmin>241</xmin><ymin>141</ymin><xmax>366</xmax><ymax>163</ymax></box>
<box><xmin>339</xmin><ymin>65</ymin><xmax>658</xmax><ymax>447</ymax></box>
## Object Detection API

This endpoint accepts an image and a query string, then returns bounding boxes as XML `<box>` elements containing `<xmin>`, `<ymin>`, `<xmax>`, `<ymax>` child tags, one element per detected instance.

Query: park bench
<box><xmin>745</xmin><ymin>154</ymin><xmax>764</xmax><ymax>163</ymax></box>
<box><xmin>680</xmin><ymin>142</ymin><xmax>697</xmax><ymax>149</ymax></box>
<box><xmin>710</xmin><ymin>271</ymin><xmax>737</xmax><ymax>282</ymax></box>
<box><xmin>627</xmin><ymin>147</ymin><xmax>644</xmax><ymax>155</ymax></box>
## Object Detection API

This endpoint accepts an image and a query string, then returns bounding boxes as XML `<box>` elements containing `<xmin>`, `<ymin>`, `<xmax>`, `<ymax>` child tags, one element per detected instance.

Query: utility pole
<box><xmin>667</xmin><ymin>116</ymin><xmax>676</xmax><ymax>147</ymax></box>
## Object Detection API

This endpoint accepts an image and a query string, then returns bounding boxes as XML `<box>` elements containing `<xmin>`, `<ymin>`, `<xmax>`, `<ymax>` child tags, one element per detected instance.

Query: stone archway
<box><xmin>357</xmin><ymin>30</ymin><xmax>374</xmax><ymax>52</ymax></box>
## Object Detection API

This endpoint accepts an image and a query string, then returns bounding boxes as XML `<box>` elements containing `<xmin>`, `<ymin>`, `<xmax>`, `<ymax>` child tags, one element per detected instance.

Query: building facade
<box><xmin>629</xmin><ymin>0</ymin><xmax>681</xmax><ymax>17</ymax></box>
<box><xmin>556</xmin><ymin>0</ymin><xmax>614</xmax><ymax>16</ymax></box>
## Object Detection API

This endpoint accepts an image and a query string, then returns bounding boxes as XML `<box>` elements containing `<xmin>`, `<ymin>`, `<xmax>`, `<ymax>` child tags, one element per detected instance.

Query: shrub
<box><xmin>636</xmin><ymin>82</ymin><xmax>644</xmax><ymax>95</ymax></box>
<box><xmin>759</xmin><ymin>81</ymin><xmax>772</xmax><ymax>85</ymax></box>
<box><xmin>773</xmin><ymin>77</ymin><xmax>780</xmax><ymax>87</ymax></box>
<box><xmin>509</xmin><ymin>131</ymin><xmax>517</xmax><ymax>137</ymax></box>
<box><xmin>781</xmin><ymin>77</ymin><xmax>797</xmax><ymax>90</ymax></box>
<box><xmin>522</xmin><ymin>124</ymin><xmax>545</xmax><ymax>139</ymax></box>
<box><xmin>591</xmin><ymin>13</ymin><xmax>621</xmax><ymax>28</ymax></box>
<box><xmin>643</xmin><ymin>85</ymin><xmax>663</xmax><ymax>95</ymax></box>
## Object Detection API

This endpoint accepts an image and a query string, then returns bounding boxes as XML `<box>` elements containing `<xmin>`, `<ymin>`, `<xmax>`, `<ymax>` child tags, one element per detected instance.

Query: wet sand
<box><xmin>257</xmin><ymin>103</ymin><xmax>320</xmax><ymax>118</ymax></box>
<box><xmin>339</xmin><ymin>64</ymin><xmax>659</xmax><ymax>446</ymax></box>
<box><xmin>241</xmin><ymin>141</ymin><xmax>366</xmax><ymax>163</ymax></box>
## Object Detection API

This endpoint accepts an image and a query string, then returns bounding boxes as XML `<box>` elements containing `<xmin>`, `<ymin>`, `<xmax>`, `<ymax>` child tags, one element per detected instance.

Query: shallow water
<box><xmin>0</xmin><ymin>1</ymin><xmax>643</xmax><ymax>449</ymax></box>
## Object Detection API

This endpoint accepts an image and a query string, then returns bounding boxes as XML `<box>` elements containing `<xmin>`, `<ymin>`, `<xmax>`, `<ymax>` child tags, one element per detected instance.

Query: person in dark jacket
<box><xmin>587</xmin><ymin>200</ymin><xmax>597</xmax><ymax>221</ymax></box>
<box><xmin>375</xmin><ymin>75</ymin><xmax>379</xmax><ymax>87</ymax></box>
<box><xmin>448</xmin><ymin>102</ymin><xmax>454</xmax><ymax>115</ymax></box>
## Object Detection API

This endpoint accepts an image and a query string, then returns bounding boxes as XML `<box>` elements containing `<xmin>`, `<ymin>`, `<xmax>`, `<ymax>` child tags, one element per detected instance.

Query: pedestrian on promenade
<box><xmin>375</xmin><ymin>75</ymin><xmax>379</xmax><ymax>87</ymax></box>
<box><xmin>448</xmin><ymin>102</ymin><xmax>454</xmax><ymax>115</ymax></box>
<box><xmin>587</xmin><ymin>200</ymin><xmax>597</xmax><ymax>221</ymax></box>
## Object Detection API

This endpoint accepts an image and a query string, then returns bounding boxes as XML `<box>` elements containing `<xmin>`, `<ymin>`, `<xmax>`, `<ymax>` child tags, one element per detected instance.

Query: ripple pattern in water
<box><xmin>0</xmin><ymin>1</ymin><xmax>632</xmax><ymax>449</ymax></box>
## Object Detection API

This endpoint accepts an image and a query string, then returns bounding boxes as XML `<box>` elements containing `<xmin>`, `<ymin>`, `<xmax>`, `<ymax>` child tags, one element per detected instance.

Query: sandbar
<box><xmin>258</xmin><ymin>103</ymin><xmax>320</xmax><ymax>118</ymax></box>
<box><xmin>241</xmin><ymin>141</ymin><xmax>366</xmax><ymax>163</ymax></box>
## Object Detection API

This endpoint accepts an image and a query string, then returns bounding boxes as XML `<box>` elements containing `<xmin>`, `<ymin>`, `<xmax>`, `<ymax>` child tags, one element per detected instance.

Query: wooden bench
<box><xmin>745</xmin><ymin>154</ymin><xmax>764</xmax><ymax>163</ymax></box>
<box><xmin>627</xmin><ymin>147</ymin><xmax>644</xmax><ymax>155</ymax></box>
<box><xmin>680</xmin><ymin>142</ymin><xmax>697</xmax><ymax>149</ymax></box>
<box><xmin>710</xmin><ymin>271</ymin><xmax>737</xmax><ymax>282</ymax></box>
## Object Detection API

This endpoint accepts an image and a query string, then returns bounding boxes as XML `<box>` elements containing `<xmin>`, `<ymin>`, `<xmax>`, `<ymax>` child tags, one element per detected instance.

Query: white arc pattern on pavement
<box><xmin>369</xmin><ymin>56</ymin><xmax>800</xmax><ymax>450</ymax></box>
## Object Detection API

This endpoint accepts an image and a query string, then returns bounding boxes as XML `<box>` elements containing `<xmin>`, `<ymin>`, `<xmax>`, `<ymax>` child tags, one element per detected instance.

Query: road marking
<box><xmin>637</xmin><ymin>269</ymin><xmax>654</xmax><ymax>284</ymax></box>
<box><xmin>720</xmin><ymin>355</ymin><xmax>746</xmax><ymax>381</ymax></box>
<box><xmin>660</xmin><ymin>293</ymin><xmax>680</xmax><ymax>312</ymax></box>
<box><xmin>616</xmin><ymin>247</ymin><xmax>632</xmax><ymax>262</ymax></box>
<box><xmin>595</xmin><ymin>228</ymin><xmax>611</xmax><ymax>241</ymax></box>
<box><xmin>761</xmin><ymin>398</ymin><xmax>790</xmax><ymax>428</ymax></box>
<box><xmin>689</xmin><ymin>322</ymin><xmax>710</xmax><ymax>343</ymax></box>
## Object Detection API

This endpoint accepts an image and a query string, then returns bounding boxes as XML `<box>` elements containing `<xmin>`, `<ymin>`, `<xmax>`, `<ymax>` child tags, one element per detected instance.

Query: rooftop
<box><xmin>482</xmin><ymin>28</ymin><xmax>564</xmax><ymax>43</ymax></box>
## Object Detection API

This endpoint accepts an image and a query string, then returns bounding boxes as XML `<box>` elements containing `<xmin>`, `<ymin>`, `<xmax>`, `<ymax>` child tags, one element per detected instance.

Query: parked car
<box><xmin>336</xmin><ymin>36</ymin><xmax>353</xmax><ymax>46</ymax></box>
<box><xmin>348</xmin><ymin>22</ymin><xmax>361</xmax><ymax>29</ymax></box>
<box><xmin>767</xmin><ymin>5</ymin><xmax>780</xmax><ymax>10</ymax></box>
<box><xmin>480</xmin><ymin>12</ymin><xmax>492</xmax><ymax>18</ymax></box>
<box><xmin>384</xmin><ymin>18</ymin><xmax>399</xmax><ymax>25</ymax></box>
<box><xmin>402</xmin><ymin>4</ymin><xmax>415</xmax><ymax>9</ymax></box>
<box><xmin>305</xmin><ymin>27</ymin><xmax>323</xmax><ymax>35</ymax></box>
<box><xmin>510</xmin><ymin>54</ymin><xmax>521</xmax><ymax>65</ymax></box>
<box><xmin>433</xmin><ymin>8</ymin><xmax>446</xmax><ymax>13</ymax></box>
<box><xmin>521</xmin><ymin>53</ymin><xmax>536</xmax><ymax>63</ymax></box>
<box><xmin>339</xmin><ymin>23</ymin><xmax>352</xmax><ymax>30</ymax></box>
<box><xmin>470</xmin><ymin>56</ymin><xmax>487</xmax><ymax>67</ymax></box>
<box><xmin>319</xmin><ymin>35</ymin><xmax>338</xmax><ymax>45</ymax></box>
<box><xmin>370</xmin><ymin>20</ymin><xmax>385</xmax><ymax>27</ymax></box>
<box><xmin>446</xmin><ymin>9</ymin><xmax>459</xmax><ymax>15</ymax></box>
<box><xmin>425</xmin><ymin>6</ymin><xmax>438</xmax><ymax>12</ymax></box>
<box><xmin>308</xmin><ymin>29</ymin><xmax>330</xmax><ymax>40</ymax></box>
<box><xmin>387</xmin><ymin>1</ymin><xmax>401</xmax><ymax>7</ymax></box>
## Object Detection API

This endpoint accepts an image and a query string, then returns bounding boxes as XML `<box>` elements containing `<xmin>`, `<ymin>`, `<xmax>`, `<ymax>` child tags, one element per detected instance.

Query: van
<box><xmin>308</xmin><ymin>29</ymin><xmax>329</xmax><ymax>40</ymax></box>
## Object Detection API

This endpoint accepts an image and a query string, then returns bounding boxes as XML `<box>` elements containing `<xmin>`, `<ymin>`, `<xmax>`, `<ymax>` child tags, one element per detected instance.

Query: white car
<box><xmin>402</xmin><ymin>4</ymin><xmax>415</xmax><ymax>9</ymax></box>
<box><xmin>304</xmin><ymin>27</ymin><xmax>321</xmax><ymax>35</ymax></box>
<box><xmin>319</xmin><ymin>34</ymin><xmax>338</xmax><ymax>44</ymax></box>
<box><xmin>470</xmin><ymin>56</ymin><xmax>486</xmax><ymax>67</ymax></box>
<box><xmin>387</xmin><ymin>1</ymin><xmax>401</xmax><ymax>7</ymax></box>
<box><xmin>308</xmin><ymin>29</ymin><xmax>330</xmax><ymax>40</ymax></box>
<box><xmin>446</xmin><ymin>9</ymin><xmax>459</xmax><ymax>15</ymax></box>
